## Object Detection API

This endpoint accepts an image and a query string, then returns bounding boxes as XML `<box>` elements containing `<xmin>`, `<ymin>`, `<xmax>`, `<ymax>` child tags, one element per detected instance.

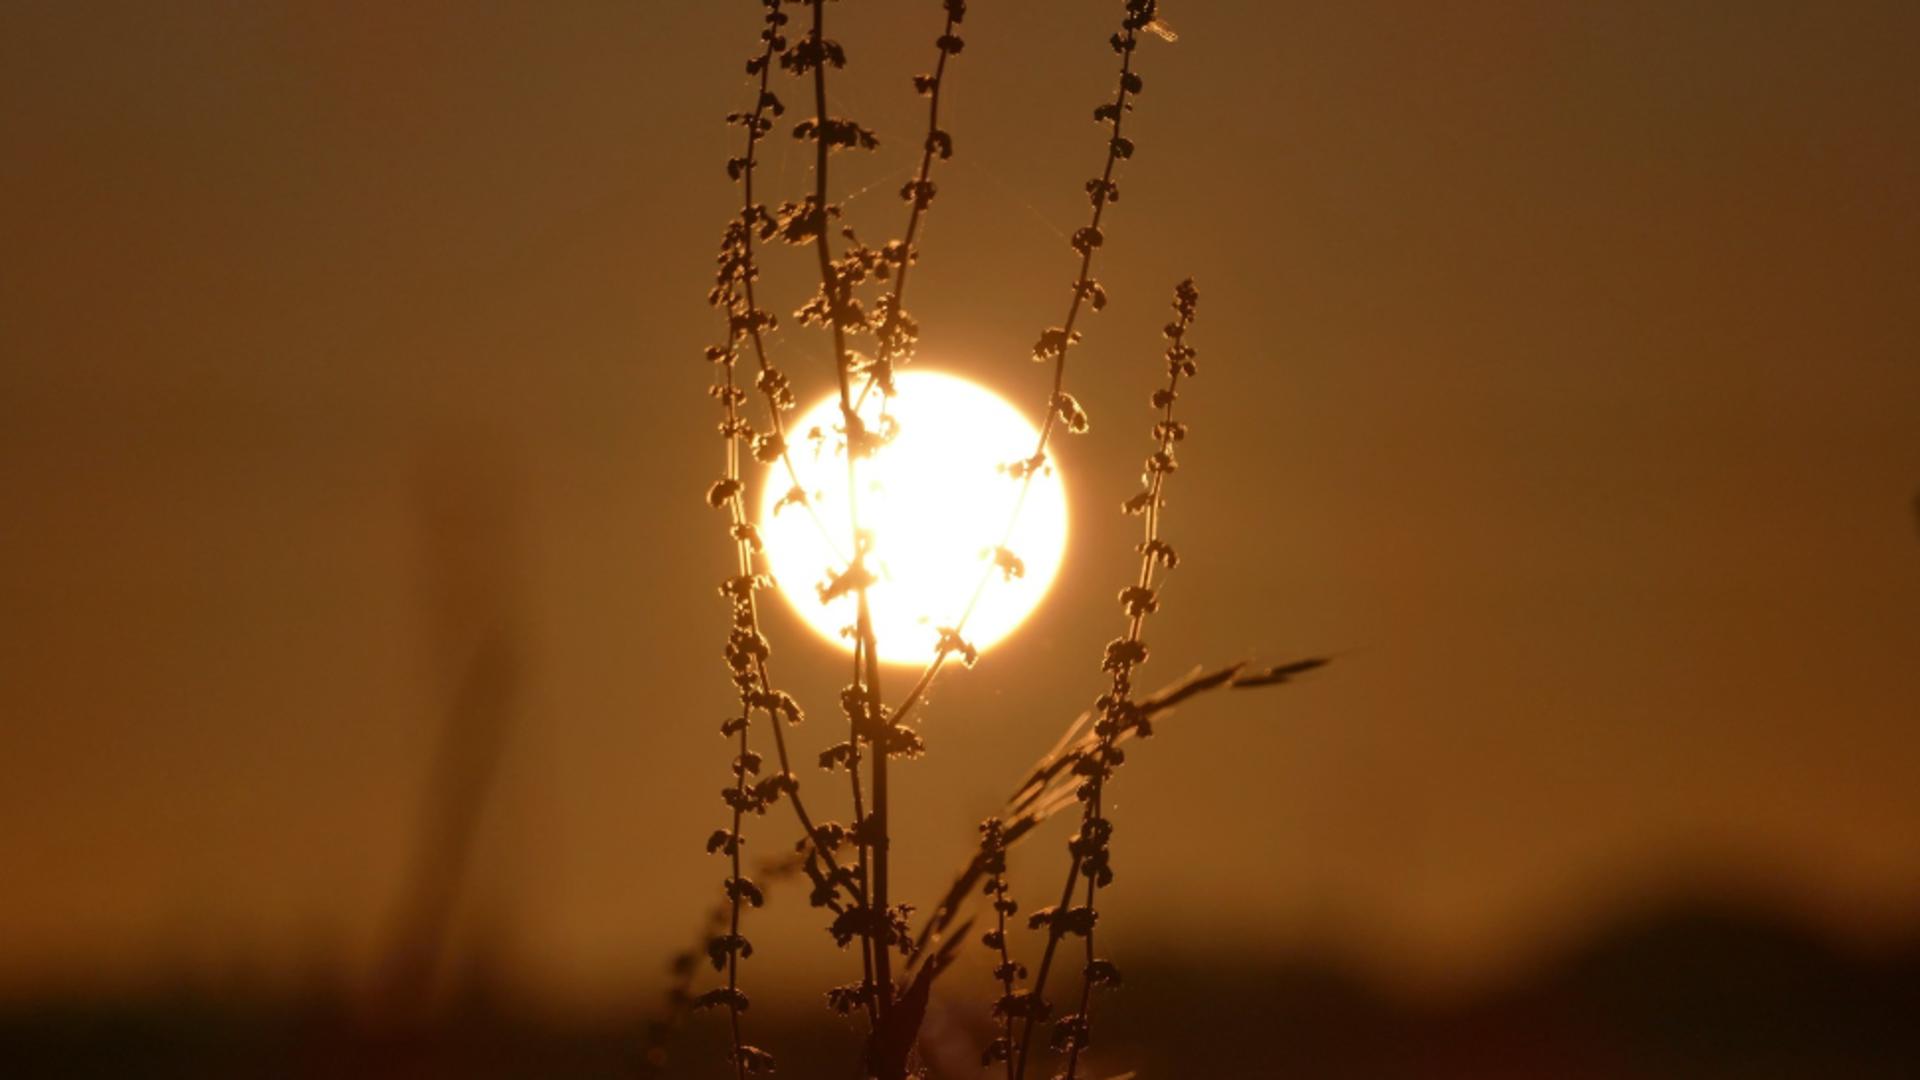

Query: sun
<box><xmin>757</xmin><ymin>370</ymin><xmax>1069</xmax><ymax>666</ymax></box>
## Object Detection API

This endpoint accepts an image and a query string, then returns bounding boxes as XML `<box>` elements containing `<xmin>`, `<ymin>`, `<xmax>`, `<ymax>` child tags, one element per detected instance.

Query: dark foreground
<box><xmin>6</xmin><ymin>899</ymin><xmax>1916</xmax><ymax>1079</ymax></box>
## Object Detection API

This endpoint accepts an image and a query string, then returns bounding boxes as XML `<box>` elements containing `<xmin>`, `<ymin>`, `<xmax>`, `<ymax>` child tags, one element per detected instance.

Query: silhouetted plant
<box><xmin>977</xmin><ymin>816</ymin><xmax>1027</xmax><ymax>1076</ymax></box>
<box><xmin>685</xmin><ymin>3</ymin><xmax>1325</xmax><ymax>1079</ymax></box>
<box><xmin>698</xmin><ymin>2</ymin><xmax>872</xmax><ymax>1074</ymax></box>
<box><xmin>885</xmin><ymin>0</ymin><xmax>1156</xmax><ymax>736</ymax></box>
<box><xmin>1017</xmin><ymin>278</ymin><xmax>1200</xmax><ymax>1080</ymax></box>
<box><xmin>643</xmin><ymin>853</ymin><xmax>805</xmax><ymax>1080</ymax></box>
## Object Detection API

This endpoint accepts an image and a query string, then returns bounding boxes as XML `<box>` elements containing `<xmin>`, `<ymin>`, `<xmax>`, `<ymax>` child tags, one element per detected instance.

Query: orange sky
<box><xmin>2</xmin><ymin>1</ymin><xmax>1917</xmax><ymax>1009</ymax></box>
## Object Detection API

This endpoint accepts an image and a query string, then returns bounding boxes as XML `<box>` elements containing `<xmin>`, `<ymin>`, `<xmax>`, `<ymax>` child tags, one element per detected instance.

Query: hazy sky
<box><xmin>3</xmin><ymin>1</ymin><xmax>1917</xmax><ymax>1009</ymax></box>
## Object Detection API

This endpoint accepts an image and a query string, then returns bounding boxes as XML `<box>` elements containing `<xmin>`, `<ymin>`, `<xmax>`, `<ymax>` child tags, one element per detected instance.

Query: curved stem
<box><xmin>1017</xmin><ymin>280</ymin><xmax>1197</xmax><ymax>1080</ymax></box>
<box><xmin>801</xmin><ymin>0</ymin><xmax>894</xmax><ymax>1016</ymax></box>
<box><xmin>889</xmin><ymin>23</ymin><xmax>1143</xmax><ymax>734</ymax></box>
<box><xmin>721</xmin><ymin>384</ymin><xmax>753</xmax><ymax>1080</ymax></box>
<box><xmin>851</xmin><ymin>3</ymin><xmax>961</xmax><ymax>412</ymax></box>
<box><xmin>704</xmin><ymin>5</ymin><xmax>878</xmax><ymax>1047</ymax></box>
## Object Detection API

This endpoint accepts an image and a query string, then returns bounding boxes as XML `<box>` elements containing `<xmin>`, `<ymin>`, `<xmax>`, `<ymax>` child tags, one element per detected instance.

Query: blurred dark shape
<box><xmin>375</xmin><ymin>440</ymin><xmax>525</xmax><ymax>1021</ymax></box>
<box><xmin>375</xmin><ymin>635</ymin><xmax>518</xmax><ymax>1015</ymax></box>
<box><xmin>2</xmin><ymin>894</ymin><xmax>1913</xmax><ymax>1078</ymax></box>
<box><xmin>1093</xmin><ymin>902</ymin><xmax>1920</xmax><ymax>1079</ymax></box>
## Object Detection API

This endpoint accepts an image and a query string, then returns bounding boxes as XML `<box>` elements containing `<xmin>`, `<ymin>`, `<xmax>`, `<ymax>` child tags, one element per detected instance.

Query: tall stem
<box><xmin>704</xmin><ymin>5</ymin><xmax>877</xmax><ymax>1050</ymax></box>
<box><xmin>1017</xmin><ymin>278</ymin><xmax>1198</xmax><ymax>1080</ymax></box>
<box><xmin>888</xmin><ymin>21</ymin><xmax>1143</xmax><ymax>734</ymax></box>
<box><xmin>851</xmin><ymin>2</ymin><xmax>962</xmax><ymax>411</ymax></box>
<box><xmin>803</xmin><ymin>0</ymin><xmax>893</xmax><ymax>1015</ymax></box>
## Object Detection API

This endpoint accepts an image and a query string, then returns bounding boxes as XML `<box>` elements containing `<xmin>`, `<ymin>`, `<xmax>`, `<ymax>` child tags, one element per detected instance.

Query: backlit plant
<box><xmin>679</xmin><ymin>3</ymin><xmax>1324</xmax><ymax>1077</ymax></box>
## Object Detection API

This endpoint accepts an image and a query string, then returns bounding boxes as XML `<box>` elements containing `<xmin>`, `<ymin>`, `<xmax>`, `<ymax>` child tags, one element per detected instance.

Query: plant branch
<box><xmin>784</xmin><ymin>0</ymin><xmax>900</xmax><ymax>1031</ymax></box>
<box><xmin>887</xmin><ymin>0</ymin><xmax>1154</xmax><ymax>734</ymax></box>
<box><xmin>851</xmin><ymin>0</ymin><xmax>966</xmax><ymax>410</ymax></box>
<box><xmin>903</xmin><ymin>659</ymin><xmax>1329</xmax><ymax>977</ymax></box>
<box><xmin>1017</xmin><ymin>276</ymin><xmax>1198</xmax><ymax>1080</ymax></box>
<box><xmin>697</xmin><ymin>9</ymin><xmax>881</xmax><ymax>1065</ymax></box>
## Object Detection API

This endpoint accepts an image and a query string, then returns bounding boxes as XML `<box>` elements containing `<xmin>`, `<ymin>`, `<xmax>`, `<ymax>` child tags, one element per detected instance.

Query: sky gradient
<box><xmin>3</xmin><ymin>0</ymin><xmax>1917</xmax><ymax>1012</ymax></box>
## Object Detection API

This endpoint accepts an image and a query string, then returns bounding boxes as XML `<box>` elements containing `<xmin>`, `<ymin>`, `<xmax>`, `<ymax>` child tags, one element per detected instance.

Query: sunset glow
<box><xmin>757</xmin><ymin>371</ymin><xmax>1068</xmax><ymax>666</ymax></box>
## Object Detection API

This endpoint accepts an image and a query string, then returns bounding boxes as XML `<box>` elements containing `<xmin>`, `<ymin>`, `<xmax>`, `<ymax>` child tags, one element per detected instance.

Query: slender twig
<box><xmin>1060</xmin><ymin>286</ymin><xmax>1198</xmax><ymax>1079</ymax></box>
<box><xmin>695</xmin><ymin>8</ymin><xmax>879</xmax><ymax>1065</ymax></box>
<box><xmin>644</xmin><ymin>853</ymin><xmax>805</xmax><ymax>1080</ymax></box>
<box><xmin>782</xmin><ymin>0</ymin><xmax>899</xmax><ymax>1022</ymax></box>
<box><xmin>979</xmin><ymin>817</ymin><xmax>1025</xmax><ymax>1078</ymax></box>
<box><xmin>852</xmin><ymin>0</ymin><xmax>967</xmax><ymax>410</ymax></box>
<box><xmin>887</xmin><ymin>0</ymin><xmax>1158</xmax><ymax>735</ymax></box>
<box><xmin>904</xmin><ymin>660</ymin><xmax>1330</xmax><ymax>975</ymax></box>
<box><xmin>847</xmin><ymin>634</ymin><xmax>877</xmax><ymax>1008</ymax></box>
<box><xmin>695</xmin><ymin>312</ymin><xmax>771</xmax><ymax>1078</ymax></box>
<box><xmin>729</xmin><ymin>6</ymin><xmax>848</xmax><ymax>571</ymax></box>
<box><xmin>1016</xmin><ymin>277</ymin><xmax>1200</xmax><ymax>1080</ymax></box>
<box><xmin>723</xmin><ymin>525</ymin><xmax>752</xmax><ymax>1080</ymax></box>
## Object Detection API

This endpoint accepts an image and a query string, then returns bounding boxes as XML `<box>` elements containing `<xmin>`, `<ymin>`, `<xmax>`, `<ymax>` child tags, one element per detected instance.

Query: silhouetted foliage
<box><xmin>689</xmin><ymin>4</ymin><xmax>1323</xmax><ymax>1078</ymax></box>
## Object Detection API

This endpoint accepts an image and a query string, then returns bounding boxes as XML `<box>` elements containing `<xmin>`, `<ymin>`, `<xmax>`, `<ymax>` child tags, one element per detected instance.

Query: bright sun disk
<box><xmin>757</xmin><ymin>370</ymin><xmax>1069</xmax><ymax>666</ymax></box>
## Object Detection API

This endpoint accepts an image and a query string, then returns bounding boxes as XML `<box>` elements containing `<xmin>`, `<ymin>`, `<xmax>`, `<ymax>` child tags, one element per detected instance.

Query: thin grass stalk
<box><xmin>731</xmin><ymin>5</ymin><xmax>847</xmax><ymax>571</ymax></box>
<box><xmin>722</xmin><ymin>407</ymin><xmax>754</xmax><ymax>1080</ymax></box>
<box><xmin>697</xmin><ymin>8</ymin><xmax>880</xmax><ymax>1065</ymax></box>
<box><xmin>782</xmin><ymin>0</ymin><xmax>897</xmax><ymax>1023</ymax></box>
<box><xmin>978</xmin><ymin>817</ymin><xmax>1025</xmax><ymax>1078</ymax></box>
<box><xmin>847</xmin><ymin>634</ymin><xmax>877</xmax><ymax>1009</ymax></box>
<box><xmin>848</xmin><ymin>12</ymin><xmax>970</xmax><ymax>1023</ymax></box>
<box><xmin>647</xmin><ymin>853</ymin><xmax>807</xmax><ymax>1079</ymax></box>
<box><xmin>887</xmin><ymin>0</ymin><xmax>1162</xmax><ymax>734</ymax></box>
<box><xmin>695</xmin><ymin>312</ymin><xmax>776</xmax><ymax>1077</ymax></box>
<box><xmin>712</xmin><ymin>3</ymin><xmax>856</xmax><ymax>914</ymax></box>
<box><xmin>1015</xmin><ymin>278</ymin><xmax>1199</xmax><ymax>1080</ymax></box>
<box><xmin>852</xmin><ymin>0</ymin><xmax>966</xmax><ymax>409</ymax></box>
<box><xmin>1058</xmin><ymin>279</ymin><xmax>1200</xmax><ymax>1078</ymax></box>
<box><xmin>905</xmin><ymin>659</ymin><xmax>1329</xmax><ymax>980</ymax></box>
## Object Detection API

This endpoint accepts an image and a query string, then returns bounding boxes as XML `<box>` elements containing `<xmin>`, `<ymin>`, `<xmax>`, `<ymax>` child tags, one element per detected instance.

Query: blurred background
<box><xmin>3</xmin><ymin>1</ymin><xmax>1917</xmax><ymax>1075</ymax></box>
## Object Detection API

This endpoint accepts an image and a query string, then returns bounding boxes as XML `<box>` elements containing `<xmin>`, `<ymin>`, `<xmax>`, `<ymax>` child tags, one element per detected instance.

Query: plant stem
<box><xmin>737</xmin><ymin>9</ymin><xmax>847</xmax><ymax>571</ymax></box>
<box><xmin>1013</xmin><ymin>850</ymin><xmax>1087</xmax><ymax>1080</ymax></box>
<box><xmin>888</xmin><ymin>19</ymin><xmax>1143</xmax><ymax>734</ymax></box>
<box><xmin>851</xmin><ymin>2</ymin><xmax>962</xmax><ymax>412</ymax></box>
<box><xmin>722</xmin><ymin>389</ymin><xmax>753</xmax><ymax>1080</ymax></box>
<box><xmin>802</xmin><ymin>0</ymin><xmax>893</xmax><ymax>1017</ymax></box>
<box><xmin>1017</xmin><ymin>278</ymin><xmax>1198</xmax><ymax>1080</ymax></box>
<box><xmin>707</xmin><ymin>4</ymin><xmax>877</xmax><ymax>1043</ymax></box>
